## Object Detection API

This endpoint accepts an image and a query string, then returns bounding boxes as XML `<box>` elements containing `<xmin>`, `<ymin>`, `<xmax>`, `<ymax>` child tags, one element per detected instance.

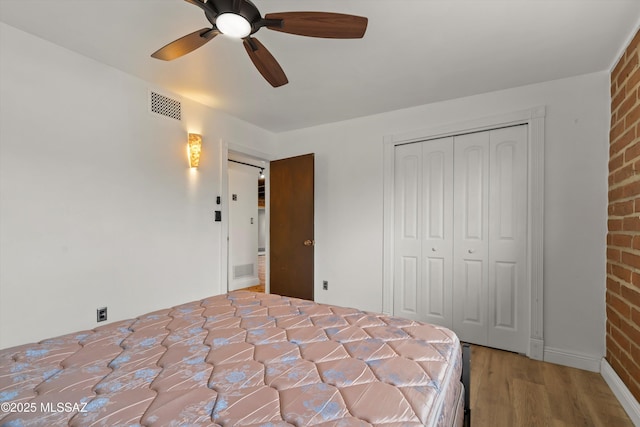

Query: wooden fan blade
<box><xmin>243</xmin><ymin>37</ymin><xmax>288</xmax><ymax>87</ymax></box>
<box><xmin>264</xmin><ymin>12</ymin><xmax>368</xmax><ymax>39</ymax></box>
<box><xmin>151</xmin><ymin>28</ymin><xmax>217</xmax><ymax>61</ymax></box>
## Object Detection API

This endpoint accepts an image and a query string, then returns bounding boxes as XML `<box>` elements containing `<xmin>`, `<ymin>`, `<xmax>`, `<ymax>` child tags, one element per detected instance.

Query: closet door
<box><xmin>394</xmin><ymin>138</ymin><xmax>454</xmax><ymax>326</ymax></box>
<box><xmin>421</xmin><ymin>138</ymin><xmax>454</xmax><ymax>328</ymax></box>
<box><xmin>452</xmin><ymin>131</ymin><xmax>490</xmax><ymax>345</ymax></box>
<box><xmin>394</xmin><ymin>142</ymin><xmax>423</xmax><ymax>320</ymax></box>
<box><xmin>488</xmin><ymin>126</ymin><xmax>528</xmax><ymax>353</ymax></box>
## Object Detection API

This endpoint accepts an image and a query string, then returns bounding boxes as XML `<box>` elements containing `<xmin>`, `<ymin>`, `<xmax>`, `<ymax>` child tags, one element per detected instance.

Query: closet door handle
<box><xmin>431</xmin><ymin>247</ymin><xmax>437</xmax><ymax>252</ymax></box>
<box><xmin>468</xmin><ymin>249</ymin><xmax>475</xmax><ymax>254</ymax></box>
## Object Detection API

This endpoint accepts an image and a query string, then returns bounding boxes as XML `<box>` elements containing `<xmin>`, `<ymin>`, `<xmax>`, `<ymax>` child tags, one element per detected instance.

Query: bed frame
<box><xmin>462</xmin><ymin>342</ymin><xmax>471</xmax><ymax>427</ymax></box>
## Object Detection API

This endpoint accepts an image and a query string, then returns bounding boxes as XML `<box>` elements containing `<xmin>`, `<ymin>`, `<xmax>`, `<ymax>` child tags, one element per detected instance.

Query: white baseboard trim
<box><xmin>528</xmin><ymin>338</ymin><xmax>544</xmax><ymax>360</ymax></box>
<box><xmin>543</xmin><ymin>347</ymin><xmax>601</xmax><ymax>372</ymax></box>
<box><xmin>601</xmin><ymin>358</ymin><xmax>640</xmax><ymax>426</ymax></box>
<box><xmin>228</xmin><ymin>276</ymin><xmax>260</xmax><ymax>291</ymax></box>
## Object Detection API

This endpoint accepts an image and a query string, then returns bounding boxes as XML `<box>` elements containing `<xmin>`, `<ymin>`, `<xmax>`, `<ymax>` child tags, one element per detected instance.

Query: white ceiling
<box><xmin>1</xmin><ymin>0</ymin><xmax>638</xmax><ymax>132</ymax></box>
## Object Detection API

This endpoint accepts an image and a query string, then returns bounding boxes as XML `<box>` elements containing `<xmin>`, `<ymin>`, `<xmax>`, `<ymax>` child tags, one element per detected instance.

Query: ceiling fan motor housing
<box><xmin>205</xmin><ymin>0</ymin><xmax>263</xmax><ymax>34</ymax></box>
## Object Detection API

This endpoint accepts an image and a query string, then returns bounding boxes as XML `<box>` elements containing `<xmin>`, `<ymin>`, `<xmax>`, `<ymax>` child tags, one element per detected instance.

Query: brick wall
<box><xmin>608</xmin><ymin>28</ymin><xmax>640</xmax><ymax>402</ymax></box>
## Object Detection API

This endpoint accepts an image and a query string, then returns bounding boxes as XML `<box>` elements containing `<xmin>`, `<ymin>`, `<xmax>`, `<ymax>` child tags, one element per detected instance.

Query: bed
<box><xmin>0</xmin><ymin>291</ymin><xmax>470</xmax><ymax>426</ymax></box>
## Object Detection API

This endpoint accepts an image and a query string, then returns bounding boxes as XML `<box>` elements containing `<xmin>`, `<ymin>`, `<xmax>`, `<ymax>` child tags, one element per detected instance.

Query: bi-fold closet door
<box><xmin>393</xmin><ymin>125</ymin><xmax>528</xmax><ymax>354</ymax></box>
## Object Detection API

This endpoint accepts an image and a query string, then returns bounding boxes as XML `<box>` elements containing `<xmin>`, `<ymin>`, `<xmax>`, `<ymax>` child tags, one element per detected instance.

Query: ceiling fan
<box><xmin>151</xmin><ymin>0</ymin><xmax>368</xmax><ymax>87</ymax></box>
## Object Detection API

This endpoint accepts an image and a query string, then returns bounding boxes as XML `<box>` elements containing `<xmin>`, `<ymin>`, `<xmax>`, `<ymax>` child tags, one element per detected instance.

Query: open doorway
<box><xmin>227</xmin><ymin>153</ymin><xmax>268</xmax><ymax>293</ymax></box>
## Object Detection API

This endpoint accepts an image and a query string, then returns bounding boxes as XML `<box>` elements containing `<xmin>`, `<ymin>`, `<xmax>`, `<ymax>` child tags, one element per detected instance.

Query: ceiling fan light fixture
<box><xmin>216</xmin><ymin>13</ymin><xmax>252</xmax><ymax>38</ymax></box>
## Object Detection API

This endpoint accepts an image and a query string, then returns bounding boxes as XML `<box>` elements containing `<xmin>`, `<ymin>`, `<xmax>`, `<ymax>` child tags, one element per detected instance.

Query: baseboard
<box><xmin>528</xmin><ymin>338</ymin><xmax>544</xmax><ymax>360</ymax></box>
<box><xmin>229</xmin><ymin>276</ymin><xmax>260</xmax><ymax>291</ymax></box>
<box><xmin>543</xmin><ymin>347</ymin><xmax>601</xmax><ymax>372</ymax></box>
<box><xmin>601</xmin><ymin>358</ymin><xmax>640</xmax><ymax>426</ymax></box>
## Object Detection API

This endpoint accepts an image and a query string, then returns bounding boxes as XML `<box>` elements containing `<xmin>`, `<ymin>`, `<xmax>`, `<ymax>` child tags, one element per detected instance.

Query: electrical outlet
<box><xmin>323</xmin><ymin>281</ymin><xmax>328</xmax><ymax>290</ymax></box>
<box><xmin>97</xmin><ymin>307</ymin><xmax>107</xmax><ymax>322</ymax></box>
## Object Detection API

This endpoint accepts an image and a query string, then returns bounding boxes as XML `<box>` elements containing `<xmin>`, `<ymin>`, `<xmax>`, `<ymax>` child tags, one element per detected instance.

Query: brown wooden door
<box><xmin>270</xmin><ymin>153</ymin><xmax>314</xmax><ymax>300</ymax></box>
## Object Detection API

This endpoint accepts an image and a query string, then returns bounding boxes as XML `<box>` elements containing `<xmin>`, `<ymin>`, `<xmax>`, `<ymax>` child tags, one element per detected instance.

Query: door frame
<box><xmin>382</xmin><ymin>106</ymin><xmax>546</xmax><ymax>360</ymax></box>
<box><xmin>221</xmin><ymin>141</ymin><xmax>272</xmax><ymax>294</ymax></box>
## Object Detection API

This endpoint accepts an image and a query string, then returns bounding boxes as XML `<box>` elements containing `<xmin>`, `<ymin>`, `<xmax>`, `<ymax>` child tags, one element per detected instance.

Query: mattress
<box><xmin>0</xmin><ymin>291</ymin><xmax>463</xmax><ymax>427</ymax></box>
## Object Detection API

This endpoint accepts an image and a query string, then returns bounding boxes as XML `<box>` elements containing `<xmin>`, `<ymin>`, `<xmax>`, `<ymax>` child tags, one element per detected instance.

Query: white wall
<box><xmin>275</xmin><ymin>72</ymin><xmax>610</xmax><ymax>365</ymax></box>
<box><xmin>0</xmin><ymin>23</ymin><xmax>276</xmax><ymax>349</ymax></box>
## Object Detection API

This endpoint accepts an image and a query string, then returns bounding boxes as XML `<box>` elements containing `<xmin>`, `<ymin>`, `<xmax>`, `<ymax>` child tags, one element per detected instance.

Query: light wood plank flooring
<box><xmin>470</xmin><ymin>345</ymin><xmax>633</xmax><ymax>427</ymax></box>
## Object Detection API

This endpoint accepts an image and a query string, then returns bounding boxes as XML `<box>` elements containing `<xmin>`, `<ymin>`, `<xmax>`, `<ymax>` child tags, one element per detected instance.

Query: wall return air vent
<box><xmin>149</xmin><ymin>91</ymin><xmax>182</xmax><ymax>121</ymax></box>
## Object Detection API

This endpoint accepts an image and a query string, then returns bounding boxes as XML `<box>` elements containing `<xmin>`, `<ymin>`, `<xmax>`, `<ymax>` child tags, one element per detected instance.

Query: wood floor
<box><xmin>470</xmin><ymin>345</ymin><xmax>633</xmax><ymax>427</ymax></box>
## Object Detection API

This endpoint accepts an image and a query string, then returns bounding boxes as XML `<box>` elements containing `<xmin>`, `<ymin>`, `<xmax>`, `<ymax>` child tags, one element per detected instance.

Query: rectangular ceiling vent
<box><xmin>149</xmin><ymin>90</ymin><xmax>181</xmax><ymax>121</ymax></box>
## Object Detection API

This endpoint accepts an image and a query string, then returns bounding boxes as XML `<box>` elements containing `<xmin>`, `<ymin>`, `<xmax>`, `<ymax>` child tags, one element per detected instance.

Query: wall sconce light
<box><xmin>188</xmin><ymin>133</ymin><xmax>202</xmax><ymax>168</ymax></box>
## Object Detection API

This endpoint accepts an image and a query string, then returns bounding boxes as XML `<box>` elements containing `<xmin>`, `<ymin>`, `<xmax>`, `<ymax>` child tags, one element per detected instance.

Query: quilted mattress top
<box><xmin>0</xmin><ymin>291</ymin><xmax>461</xmax><ymax>426</ymax></box>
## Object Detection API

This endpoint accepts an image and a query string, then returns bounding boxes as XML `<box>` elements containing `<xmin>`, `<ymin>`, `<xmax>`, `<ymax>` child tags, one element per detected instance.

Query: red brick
<box><xmin>618</xmin><ymin>93</ymin><xmax>638</xmax><ymax>118</ymax></box>
<box><xmin>628</xmin><ymin>65</ymin><xmax>640</xmax><ymax>93</ymax></box>
<box><xmin>608</xmin><ymin>306</ymin><xmax>622</xmax><ymax>328</ymax></box>
<box><xmin>621</xmin><ymin>284</ymin><xmax>640</xmax><ymax>307</ymax></box>
<box><xmin>622</xmin><ymin>251</ymin><xmax>640</xmax><ymax>269</ymax></box>
<box><xmin>612</xmin><ymin>233</ymin><xmax>633</xmax><ymax>247</ymax></box>
<box><xmin>610</xmin><ymin>355</ymin><xmax>630</xmax><ymax>384</ymax></box>
<box><xmin>617</xmin><ymin>53</ymin><xmax>639</xmax><ymax>88</ymax></box>
<box><xmin>614</xmin><ymin>164</ymin><xmax>636</xmax><ymax>185</ymax></box>
<box><xmin>612</xmin><ymin>264</ymin><xmax>633</xmax><ymax>282</ymax></box>
<box><xmin>611</xmin><ymin>119</ymin><xmax>627</xmax><ymax>145</ymax></box>
<box><xmin>631</xmin><ymin>340</ymin><xmax>640</xmax><ymax>364</ymax></box>
<box><xmin>624</xmin><ymin>138</ymin><xmax>640</xmax><ymax>162</ymax></box>
<box><xmin>626</xmin><ymin>102</ymin><xmax>640</xmax><ymax>129</ymax></box>
<box><xmin>609</xmin><ymin>186</ymin><xmax>625</xmax><ymax>203</ymax></box>
<box><xmin>609</xmin><ymin>218</ymin><xmax>623</xmax><ymax>231</ymax></box>
<box><xmin>623</xmin><ymin>216</ymin><xmax>640</xmax><ymax>231</ymax></box>
<box><xmin>612</xmin><ymin>325</ymin><xmax>631</xmax><ymax>352</ymax></box>
<box><xmin>636</xmin><ymin>198</ymin><xmax>640</xmax><ymax>212</ymax></box>
<box><xmin>613</xmin><ymin>89</ymin><xmax>627</xmax><ymax>113</ymax></box>
<box><xmin>608</xmin><ymin>248</ymin><xmax>621</xmax><ymax>262</ymax></box>
<box><xmin>634</xmin><ymin>236</ymin><xmax>640</xmax><ymax>250</ymax></box>
<box><xmin>609</xmin><ymin>153</ymin><xmax>624</xmax><ymax>172</ymax></box>
<box><xmin>607</xmin><ymin>338</ymin><xmax>621</xmax><ymax>361</ymax></box>
<box><xmin>609</xmin><ymin>200</ymin><xmax>635</xmax><ymax>217</ymax></box>
<box><xmin>624</xmin><ymin>181</ymin><xmax>640</xmax><ymax>198</ymax></box>
<box><xmin>608</xmin><ymin>289</ymin><xmax>632</xmax><ymax>316</ymax></box>
<box><xmin>608</xmin><ymin>277</ymin><xmax>621</xmax><ymax>294</ymax></box>
<box><xmin>633</xmin><ymin>272</ymin><xmax>640</xmax><ymax>287</ymax></box>
<box><xmin>633</xmin><ymin>307</ymin><xmax>640</xmax><ymax>325</ymax></box>
<box><xmin>611</xmin><ymin>126</ymin><xmax>637</xmax><ymax>155</ymax></box>
<box><xmin>618</xmin><ymin>351</ymin><xmax>640</xmax><ymax>389</ymax></box>
<box><xmin>620</xmin><ymin>317</ymin><xmax>640</xmax><ymax>343</ymax></box>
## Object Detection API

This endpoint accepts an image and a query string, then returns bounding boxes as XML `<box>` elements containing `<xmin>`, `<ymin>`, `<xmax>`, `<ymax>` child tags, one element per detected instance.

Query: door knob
<box><xmin>468</xmin><ymin>249</ymin><xmax>475</xmax><ymax>253</ymax></box>
<box><xmin>432</xmin><ymin>247</ymin><xmax>437</xmax><ymax>252</ymax></box>
<box><xmin>303</xmin><ymin>240</ymin><xmax>314</xmax><ymax>246</ymax></box>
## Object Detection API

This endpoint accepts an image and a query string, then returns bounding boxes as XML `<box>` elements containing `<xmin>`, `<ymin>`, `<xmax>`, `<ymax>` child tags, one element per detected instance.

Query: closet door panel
<box><xmin>488</xmin><ymin>126</ymin><xmax>528</xmax><ymax>353</ymax></box>
<box><xmin>394</xmin><ymin>143</ymin><xmax>423</xmax><ymax>319</ymax></box>
<box><xmin>422</xmin><ymin>138</ymin><xmax>454</xmax><ymax>327</ymax></box>
<box><xmin>453</xmin><ymin>132</ymin><xmax>490</xmax><ymax>345</ymax></box>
